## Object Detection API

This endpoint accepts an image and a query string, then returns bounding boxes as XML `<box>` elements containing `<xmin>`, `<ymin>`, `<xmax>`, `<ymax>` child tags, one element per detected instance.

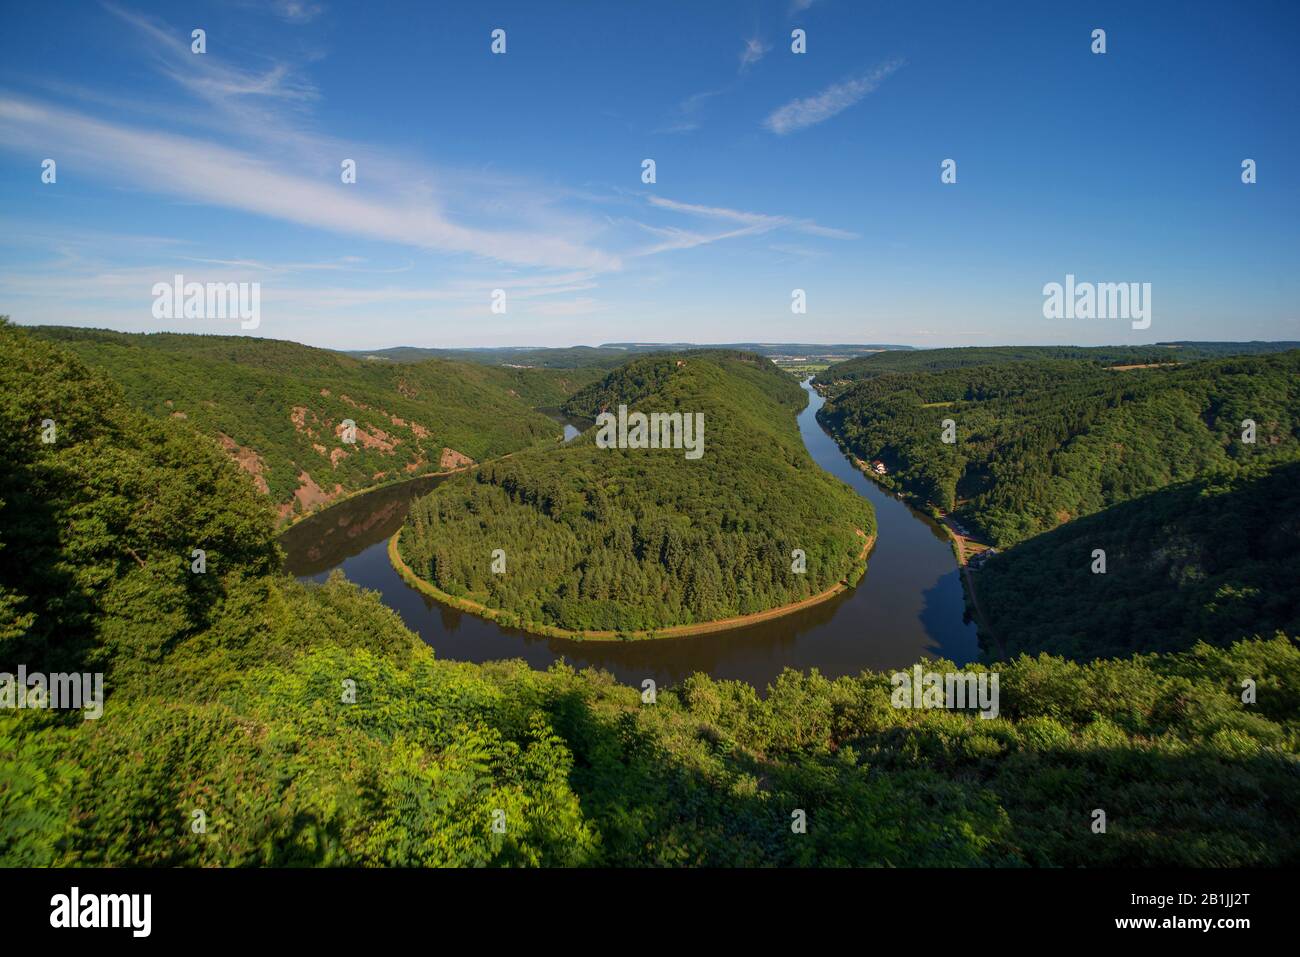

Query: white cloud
<box><xmin>0</xmin><ymin>96</ymin><xmax>621</xmax><ymax>272</ymax></box>
<box><xmin>269</xmin><ymin>0</ymin><xmax>324</xmax><ymax>23</ymax></box>
<box><xmin>644</xmin><ymin>195</ymin><xmax>859</xmax><ymax>242</ymax></box>
<box><xmin>796</xmin><ymin>223</ymin><xmax>859</xmax><ymax>240</ymax></box>
<box><xmin>104</xmin><ymin>3</ymin><xmax>318</xmax><ymax>113</ymax></box>
<box><xmin>633</xmin><ymin>222</ymin><xmax>772</xmax><ymax>256</ymax></box>
<box><xmin>763</xmin><ymin>58</ymin><xmax>904</xmax><ymax>135</ymax></box>
<box><xmin>647</xmin><ymin>195</ymin><xmax>785</xmax><ymax>228</ymax></box>
<box><xmin>740</xmin><ymin>37</ymin><xmax>771</xmax><ymax>71</ymax></box>
<box><xmin>654</xmin><ymin>88</ymin><xmax>731</xmax><ymax>134</ymax></box>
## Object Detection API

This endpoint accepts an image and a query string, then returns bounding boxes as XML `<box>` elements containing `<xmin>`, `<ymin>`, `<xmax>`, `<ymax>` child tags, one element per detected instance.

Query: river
<box><xmin>279</xmin><ymin>380</ymin><xmax>978</xmax><ymax>687</ymax></box>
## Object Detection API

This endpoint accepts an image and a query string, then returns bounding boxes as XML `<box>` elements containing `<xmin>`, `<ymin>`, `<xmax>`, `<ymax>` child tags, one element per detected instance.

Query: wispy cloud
<box><xmin>268</xmin><ymin>0</ymin><xmax>324</xmax><ymax>23</ymax></box>
<box><xmin>739</xmin><ymin>36</ymin><xmax>771</xmax><ymax>71</ymax></box>
<box><xmin>0</xmin><ymin>96</ymin><xmax>621</xmax><ymax>272</ymax></box>
<box><xmin>633</xmin><ymin>222</ymin><xmax>771</xmax><ymax>256</ymax></box>
<box><xmin>104</xmin><ymin>3</ymin><xmax>318</xmax><ymax>113</ymax></box>
<box><xmin>644</xmin><ymin>195</ymin><xmax>859</xmax><ymax>242</ymax></box>
<box><xmin>655</xmin><ymin>88</ymin><xmax>727</xmax><ymax>134</ymax></box>
<box><xmin>763</xmin><ymin>58</ymin><xmax>903</xmax><ymax>134</ymax></box>
<box><xmin>647</xmin><ymin>196</ymin><xmax>785</xmax><ymax>229</ymax></box>
<box><xmin>0</xmin><ymin>8</ymin><xmax>630</xmax><ymax>283</ymax></box>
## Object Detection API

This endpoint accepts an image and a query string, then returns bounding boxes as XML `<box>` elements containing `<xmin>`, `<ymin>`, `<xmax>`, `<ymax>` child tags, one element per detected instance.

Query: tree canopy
<box><xmin>3</xmin><ymin>322</ymin><xmax>1297</xmax><ymax>868</ymax></box>
<box><xmin>398</xmin><ymin>352</ymin><xmax>876</xmax><ymax>634</ymax></box>
<box><xmin>29</xmin><ymin>326</ymin><xmax>598</xmax><ymax>520</ymax></box>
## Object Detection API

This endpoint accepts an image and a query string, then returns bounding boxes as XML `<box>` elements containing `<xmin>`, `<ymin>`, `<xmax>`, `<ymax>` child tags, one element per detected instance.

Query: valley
<box><xmin>3</xmin><ymin>320</ymin><xmax>1297</xmax><ymax>868</ymax></box>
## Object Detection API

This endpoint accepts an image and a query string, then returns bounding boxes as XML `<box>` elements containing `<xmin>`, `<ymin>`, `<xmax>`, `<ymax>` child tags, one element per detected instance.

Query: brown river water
<box><xmin>279</xmin><ymin>382</ymin><xmax>978</xmax><ymax>688</ymax></box>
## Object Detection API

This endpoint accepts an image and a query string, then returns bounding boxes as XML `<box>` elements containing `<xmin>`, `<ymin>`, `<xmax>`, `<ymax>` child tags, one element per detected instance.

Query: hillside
<box><xmin>398</xmin><ymin>352</ymin><xmax>877</xmax><ymax>634</ymax></box>
<box><xmin>4</xmin><ymin>319</ymin><xmax>1298</xmax><ymax>868</ymax></box>
<box><xmin>814</xmin><ymin>342</ymin><xmax>1300</xmax><ymax>385</ymax></box>
<box><xmin>29</xmin><ymin>327</ymin><xmax>594</xmax><ymax>521</ymax></box>
<box><xmin>348</xmin><ymin>345</ymin><xmax>632</xmax><ymax>369</ymax></box>
<box><xmin>818</xmin><ymin>352</ymin><xmax>1300</xmax><ymax>547</ymax></box>
<box><xmin>976</xmin><ymin>461</ymin><xmax>1300</xmax><ymax>659</ymax></box>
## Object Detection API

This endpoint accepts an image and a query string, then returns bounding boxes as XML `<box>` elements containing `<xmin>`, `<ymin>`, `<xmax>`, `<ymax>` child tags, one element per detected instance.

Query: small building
<box><xmin>870</xmin><ymin>459</ymin><xmax>887</xmax><ymax>475</ymax></box>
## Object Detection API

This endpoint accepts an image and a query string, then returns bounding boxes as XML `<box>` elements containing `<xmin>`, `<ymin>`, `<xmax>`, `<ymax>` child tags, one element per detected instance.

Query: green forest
<box><xmin>398</xmin><ymin>352</ymin><xmax>877</xmax><ymax>634</ymax></box>
<box><xmin>815</xmin><ymin>342</ymin><xmax>1300</xmax><ymax>384</ymax></box>
<box><xmin>977</xmin><ymin>461</ymin><xmax>1300</xmax><ymax>659</ymax></box>
<box><xmin>30</xmin><ymin>327</ymin><xmax>598</xmax><ymax>521</ymax></box>
<box><xmin>815</xmin><ymin>348</ymin><xmax>1300</xmax><ymax>663</ymax></box>
<box><xmin>817</xmin><ymin>352</ymin><xmax>1300</xmax><ymax>545</ymax></box>
<box><xmin>4</xmin><ymin>320</ymin><xmax>1297</xmax><ymax>867</ymax></box>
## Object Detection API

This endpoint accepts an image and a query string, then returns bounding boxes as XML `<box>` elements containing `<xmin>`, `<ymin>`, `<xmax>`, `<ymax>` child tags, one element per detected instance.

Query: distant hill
<box><xmin>350</xmin><ymin>342</ymin><xmax>915</xmax><ymax>367</ymax></box>
<box><xmin>601</xmin><ymin>342</ymin><xmax>913</xmax><ymax>357</ymax></box>
<box><xmin>815</xmin><ymin>342</ymin><xmax>1300</xmax><ymax>385</ymax></box>
<box><xmin>818</xmin><ymin>351</ymin><xmax>1300</xmax><ymax>546</ymax></box>
<box><xmin>398</xmin><ymin>351</ymin><xmax>876</xmax><ymax>634</ymax></box>
<box><xmin>28</xmin><ymin>327</ymin><xmax>597</xmax><ymax>521</ymax></box>
<box><xmin>347</xmin><ymin>345</ymin><xmax>633</xmax><ymax>369</ymax></box>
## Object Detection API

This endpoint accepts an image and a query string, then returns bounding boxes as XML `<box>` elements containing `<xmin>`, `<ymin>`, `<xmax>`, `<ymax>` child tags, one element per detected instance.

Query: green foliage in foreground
<box><xmin>818</xmin><ymin>353</ymin><xmax>1300</xmax><ymax>546</ymax></box>
<box><xmin>3</xmin><ymin>321</ymin><xmax>1298</xmax><ymax>868</ymax></box>
<box><xmin>28</xmin><ymin>326</ymin><xmax>594</xmax><ymax>517</ymax></box>
<box><xmin>4</xmin><ymin>572</ymin><xmax>1297</xmax><ymax>866</ymax></box>
<box><xmin>399</xmin><ymin>352</ymin><xmax>876</xmax><ymax>632</ymax></box>
<box><xmin>978</xmin><ymin>462</ymin><xmax>1300</xmax><ymax>660</ymax></box>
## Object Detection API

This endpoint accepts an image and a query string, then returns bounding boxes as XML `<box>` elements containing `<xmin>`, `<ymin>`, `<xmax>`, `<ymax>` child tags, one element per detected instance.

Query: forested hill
<box><xmin>3</xmin><ymin>320</ymin><xmax>1298</xmax><ymax>867</ymax></box>
<box><xmin>27</xmin><ymin>327</ymin><xmax>597</xmax><ymax>521</ymax></box>
<box><xmin>560</xmin><ymin>348</ymin><xmax>806</xmax><ymax>419</ymax></box>
<box><xmin>814</xmin><ymin>342</ymin><xmax>1300</xmax><ymax>385</ymax></box>
<box><xmin>978</xmin><ymin>461</ymin><xmax>1300</xmax><ymax>659</ymax></box>
<box><xmin>818</xmin><ymin>351</ymin><xmax>1300</xmax><ymax>547</ymax></box>
<box><xmin>399</xmin><ymin>352</ymin><xmax>876</xmax><ymax>634</ymax></box>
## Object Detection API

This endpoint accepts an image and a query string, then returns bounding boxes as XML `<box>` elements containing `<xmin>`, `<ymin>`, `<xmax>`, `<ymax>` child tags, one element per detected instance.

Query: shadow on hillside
<box><xmin>0</xmin><ymin>450</ymin><xmax>99</xmax><ymax>677</ymax></box>
<box><xmin>978</xmin><ymin>461</ymin><xmax>1300</xmax><ymax>661</ymax></box>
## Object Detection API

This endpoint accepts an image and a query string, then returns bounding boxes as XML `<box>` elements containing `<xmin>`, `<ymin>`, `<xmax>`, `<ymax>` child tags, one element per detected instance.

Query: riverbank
<box><xmin>827</xmin><ymin>444</ymin><xmax>1006</xmax><ymax>658</ymax></box>
<box><xmin>388</xmin><ymin>526</ymin><xmax>874</xmax><ymax>641</ymax></box>
<box><xmin>276</xmin><ymin>462</ymin><xmax>477</xmax><ymax>531</ymax></box>
<box><xmin>282</xmin><ymin>379</ymin><xmax>977</xmax><ymax>687</ymax></box>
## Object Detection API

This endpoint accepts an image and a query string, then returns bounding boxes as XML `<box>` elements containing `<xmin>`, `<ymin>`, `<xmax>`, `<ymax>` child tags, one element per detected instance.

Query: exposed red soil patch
<box><xmin>439</xmin><ymin>447</ymin><xmax>474</xmax><ymax>469</ymax></box>
<box><xmin>215</xmin><ymin>432</ymin><xmax>270</xmax><ymax>495</ymax></box>
<box><xmin>291</xmin><ymin>469</ymin><xmax>343</xmax><ymax>512</ymax></box>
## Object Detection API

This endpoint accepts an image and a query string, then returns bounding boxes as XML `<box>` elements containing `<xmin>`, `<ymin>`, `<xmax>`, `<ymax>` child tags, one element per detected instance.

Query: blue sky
<box><xmin>1</xmin><ymin>0</ymin><xmax>1297</xmax><ymax>349</ymax></box>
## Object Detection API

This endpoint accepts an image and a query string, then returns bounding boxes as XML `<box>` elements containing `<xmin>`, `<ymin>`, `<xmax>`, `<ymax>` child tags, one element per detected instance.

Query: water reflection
<box><xmin>281</xmin><ymin>383</ymin><xmax>978</xmax><ymax>688</ymax></box>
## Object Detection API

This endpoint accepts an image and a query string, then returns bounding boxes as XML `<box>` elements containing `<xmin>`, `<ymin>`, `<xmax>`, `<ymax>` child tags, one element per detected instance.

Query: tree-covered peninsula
<box><xmin>397</xmin><ymin>352</ymin><xmax>877</xmax><ymax>635</ymax></box>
